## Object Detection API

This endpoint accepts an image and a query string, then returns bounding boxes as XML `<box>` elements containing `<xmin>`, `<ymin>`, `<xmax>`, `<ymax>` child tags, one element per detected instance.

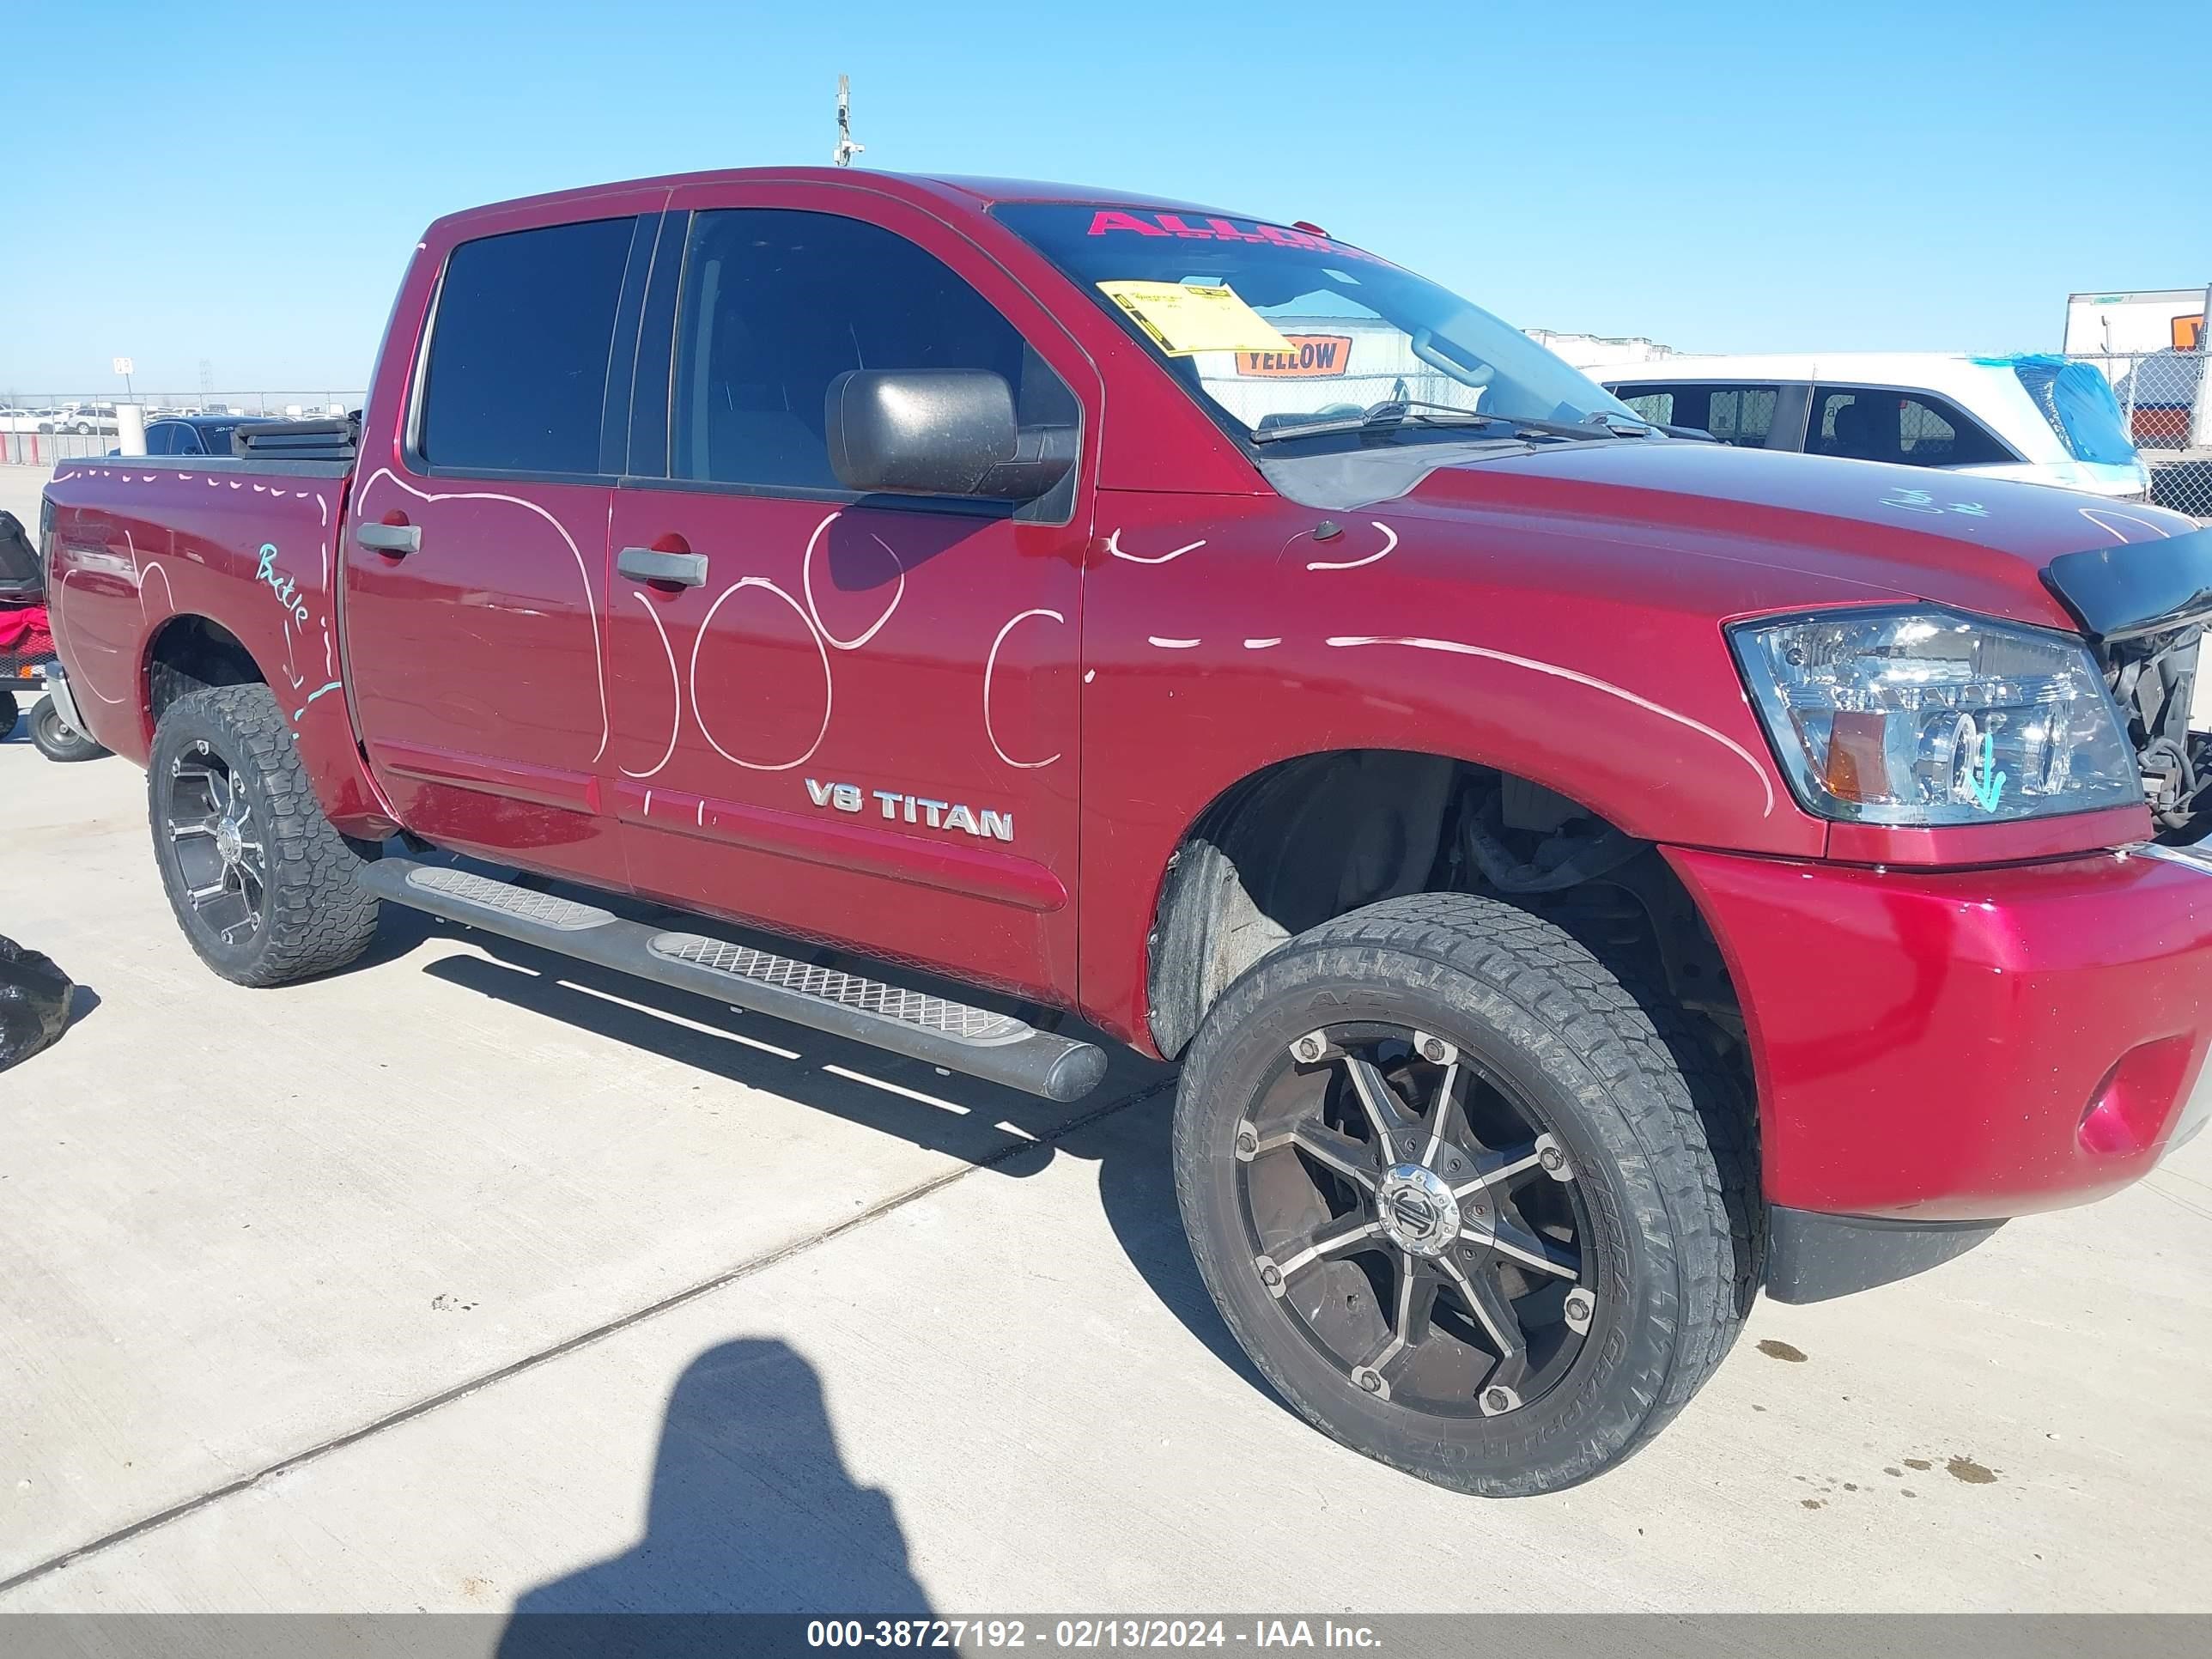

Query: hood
<box><xmin>1287</xmin><ymin>438</ymin><xmax>2201</xmax><ymax>633</ymax></box>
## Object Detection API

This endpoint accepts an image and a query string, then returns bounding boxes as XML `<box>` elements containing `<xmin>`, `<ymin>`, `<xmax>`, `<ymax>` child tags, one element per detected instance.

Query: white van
<box><xmin>1599</xmin><ymin>353</ymin><xmax>2152</xmax><ymax>500</ymax></box>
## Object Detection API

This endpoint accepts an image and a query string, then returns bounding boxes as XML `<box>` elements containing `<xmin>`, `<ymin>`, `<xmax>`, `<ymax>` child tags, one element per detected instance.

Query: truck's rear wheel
<box><xmin>149</xmin><ymin>685</ymin><xmax>380</xmax><ymax>987</ymax></box>
<box><xmin>1172</xmin><ymin>891</ymin><xmax>1754</xmax><ymax>1496</ymax></box>
<box><xmin>30</xmin><ymin>696</ymin><xmax>106</xmax><ymax>762</ymax></box>
<box><xmin>0</xmin><ymin>688</ymin><xmax>18</xmax><ymax>738</ymax></box>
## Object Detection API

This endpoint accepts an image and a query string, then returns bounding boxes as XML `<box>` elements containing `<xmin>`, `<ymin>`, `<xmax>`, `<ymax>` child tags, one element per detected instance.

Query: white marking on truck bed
<box><xmin>1324</xmin><ymin>635</ymin><xmax>1777</xmax><ymax>816</ymax></box>
<box><xmin>1147</xmin><ymin>636</ymin><xmax>1201</xmax><ymax>649</ymax></box>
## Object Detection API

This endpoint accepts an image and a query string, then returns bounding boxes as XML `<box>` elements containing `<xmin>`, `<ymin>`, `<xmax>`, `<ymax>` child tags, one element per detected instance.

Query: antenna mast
<box><xmin>834</xmin><ymin>75</ymin><xmax>864</xmax><ymax>167</ymax></box>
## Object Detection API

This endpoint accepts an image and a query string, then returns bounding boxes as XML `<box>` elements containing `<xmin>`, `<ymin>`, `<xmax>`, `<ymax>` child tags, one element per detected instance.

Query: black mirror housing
<box><xmin>825</xmin><ymin>370</ymin><xmax>1071</xmax><ymax>503</ymax></box>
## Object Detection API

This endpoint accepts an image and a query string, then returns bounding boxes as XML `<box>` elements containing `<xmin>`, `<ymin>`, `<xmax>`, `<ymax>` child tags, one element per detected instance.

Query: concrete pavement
<box><xmin>2</xmin><ymin>721</ymin><xmax>2209</xmax><ymax>1619</ymax></box>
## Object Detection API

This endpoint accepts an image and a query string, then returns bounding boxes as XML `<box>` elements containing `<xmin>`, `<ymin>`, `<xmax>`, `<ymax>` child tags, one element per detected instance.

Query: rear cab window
<box><xmin>1810</xmin><ymin>386</ymin><xmax>2014</xmax><ymax>468</ymax></box>
<box><xmin>416</xmin><ymin>216</ymin><xmax>641</xmax><ymax>476</ymax></box>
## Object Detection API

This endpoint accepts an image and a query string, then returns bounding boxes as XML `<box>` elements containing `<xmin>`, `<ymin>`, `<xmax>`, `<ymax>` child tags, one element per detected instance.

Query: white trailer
<box><xmin>2063</xmin><ymin>288</ymin><xmax>2208</xmax><ymax>356</ymax></box>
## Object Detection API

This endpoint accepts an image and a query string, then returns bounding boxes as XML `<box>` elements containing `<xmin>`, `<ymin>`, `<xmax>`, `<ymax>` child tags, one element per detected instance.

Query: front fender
<box><xmin>1074</xmin><ymin>488</ymin><xmax>1818</xmax><ymax>1050</ymax></box>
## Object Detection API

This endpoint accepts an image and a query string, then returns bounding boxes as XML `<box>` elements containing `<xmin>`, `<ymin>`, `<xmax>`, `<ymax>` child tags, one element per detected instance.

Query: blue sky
<box><xmin>5</xmin><ymin>0</ymin><xmax>2206</xmax><ymax>396</ymax></box>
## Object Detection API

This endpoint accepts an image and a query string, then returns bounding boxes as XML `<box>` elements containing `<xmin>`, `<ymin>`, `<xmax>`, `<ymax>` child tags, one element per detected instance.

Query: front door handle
<box><xmin>357</xmin><ymin>522</ymin><xmax>421</xmax><ymax>556</ymax></box>
<box><xmin>618</xmin><ymin>546</ymin><xmax>709</xmax><ymax>588</ymax></box>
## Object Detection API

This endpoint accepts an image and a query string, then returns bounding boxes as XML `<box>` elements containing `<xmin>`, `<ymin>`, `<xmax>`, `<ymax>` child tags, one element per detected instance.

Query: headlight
<box><xmin>1729</xmin><ymin>608</ymin><xmax>2141</xmax><ymax>824</ymax></box>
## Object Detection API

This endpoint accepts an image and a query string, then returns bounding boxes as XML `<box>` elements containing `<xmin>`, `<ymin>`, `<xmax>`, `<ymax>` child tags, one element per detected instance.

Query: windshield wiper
<box><xmin>1249</xmin><ymin>398</ymin><xmax>1654</xmax><ymax>445</ymax></box>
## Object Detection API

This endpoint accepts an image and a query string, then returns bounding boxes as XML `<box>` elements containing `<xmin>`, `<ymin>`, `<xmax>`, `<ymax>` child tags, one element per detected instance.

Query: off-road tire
<box><xmin>149</xmin><ymin>685</ymin><xmax>380</xmax><ymax>986</ymax></box>
<box><xmin>30</xmin><ymin>696</ymin><xmax>106</xmax><ymax>762</ymax></box>
<box><xmin>1172</xmin><ymin>890</ymin><xmax>1756</xmax><ymax>1497</ymax></box>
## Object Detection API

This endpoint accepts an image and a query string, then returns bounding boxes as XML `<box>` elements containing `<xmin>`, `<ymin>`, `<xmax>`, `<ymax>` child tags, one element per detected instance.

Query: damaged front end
<box><xmin>2045</xmin><ymin>526</ymin><xmax>2212</xmax><ymax>842</ymax></box>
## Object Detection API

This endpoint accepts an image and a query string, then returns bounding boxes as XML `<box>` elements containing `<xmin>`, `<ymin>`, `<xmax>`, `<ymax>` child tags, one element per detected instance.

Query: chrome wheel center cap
<box><xmin>1376</xmin><ymin>1163</ymin><xmax>1462</xmax><ymax>1257</ymax></box>
<box><xmin>214</xmin><ymin>818</ymin><xmax>244</xmax><ymax>865</ymax></box>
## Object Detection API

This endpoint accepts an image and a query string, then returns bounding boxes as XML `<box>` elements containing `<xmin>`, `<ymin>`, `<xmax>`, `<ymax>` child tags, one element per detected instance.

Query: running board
<box><xmin>356</xmin><ymin>858</ymin><xmax>1108</xmax><ymax>1103</ymax></box>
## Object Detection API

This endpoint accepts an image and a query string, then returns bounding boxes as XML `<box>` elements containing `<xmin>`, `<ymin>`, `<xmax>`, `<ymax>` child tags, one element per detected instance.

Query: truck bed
<box><xmin>40</xmin><ymin>454</ymin><xmax>390</xmax><ymax>830</ymax></box>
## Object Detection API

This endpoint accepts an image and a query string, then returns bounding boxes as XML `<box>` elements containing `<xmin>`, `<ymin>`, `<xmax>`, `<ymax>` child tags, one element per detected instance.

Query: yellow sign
<box><xmin>1237</xmin><ymin>334</ymin><xmax>1353</xmax><ymax>379</ymax></box>
<box><xmin>1097</xmin><ymin>281</ymin><xmax>1294</xmax><ymax>358</ymax></box>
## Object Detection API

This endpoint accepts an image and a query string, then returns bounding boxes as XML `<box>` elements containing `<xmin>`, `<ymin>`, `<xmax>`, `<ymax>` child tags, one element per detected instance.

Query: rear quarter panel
<box><xmin>41</xmin><ymin>460</ymin><xmax>395</xmax><ymax>835</ymax></box>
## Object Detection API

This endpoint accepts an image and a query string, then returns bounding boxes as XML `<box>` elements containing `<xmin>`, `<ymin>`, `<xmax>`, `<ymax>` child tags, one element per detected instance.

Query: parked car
<box><xmin>1602</xmin><ymin>352</ymin><xmax>2153</xmax><ymax>499</ymax></box>
<box><xmin>40</xmin><ymin>168</ymin><xmax>2212</xmax><ymax>1498</ymax></box>
<box><xmin>0</xmin><ymin>408</ymin><xmax>50</xmax><ymax>434</ymax></box>
<box><xmin>39</xmin><ymin>404</ymin><xmax>120</xmax><ymax>436</ymax></box>
<box><xmin>110</xmin><ymin>414</ymin><xmax>271</xmax><ymax>459</ymax></box>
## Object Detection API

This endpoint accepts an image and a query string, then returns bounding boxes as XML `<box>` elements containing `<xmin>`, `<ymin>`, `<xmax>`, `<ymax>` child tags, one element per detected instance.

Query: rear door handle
<box><xmin>357</xmin><ymin>522</ymin><xmax>421</xmax><ymax>556</ymax></box>
<box><xmin>618</xmin><ymin>546</ymin><xmax>708</xmax><ymax>588</ymax></box>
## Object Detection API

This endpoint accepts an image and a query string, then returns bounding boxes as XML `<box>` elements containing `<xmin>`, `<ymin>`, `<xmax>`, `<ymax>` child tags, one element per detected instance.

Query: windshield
<box><xmin>994</xmin><ymin>204</ymin><xmax>1637</xmax><ymax>447</ymax></box>
<box><xmin>2004</xmin><ymin>356</ymin><xmax>2140</xmax><ymax>468</ymax></box>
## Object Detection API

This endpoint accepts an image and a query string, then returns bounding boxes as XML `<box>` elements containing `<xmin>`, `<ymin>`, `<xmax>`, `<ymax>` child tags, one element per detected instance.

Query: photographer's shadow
<box><xmin>500</xmin><ymin>1338</ymin><xmax>930</xmax><ymax>1646</ymax></box>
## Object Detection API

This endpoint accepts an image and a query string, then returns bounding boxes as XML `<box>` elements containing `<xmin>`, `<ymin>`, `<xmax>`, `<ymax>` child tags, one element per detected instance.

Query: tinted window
<box><xmin>1610</xmin><ymin>382</ymin><xmax>1779</xmax><ymax>447</ymax></box>
<box><xmin>1811</xmin><ymin>386</ymin><xmax>2013</xmax><ymax>467</ymax></box>
<box><xmin>143</xmin><ymin>422</ymin><xmax>177</xmax><ymax>455</ymax></box>
<box><xmin>671</xmin><ymin>209</ymin><xmax>1073</xmax><ymax>493</ymax></box>
<box><xmin>420</xmin><ymin>216</ymin><xmax>637</xmax><ymax>476</ymax></box>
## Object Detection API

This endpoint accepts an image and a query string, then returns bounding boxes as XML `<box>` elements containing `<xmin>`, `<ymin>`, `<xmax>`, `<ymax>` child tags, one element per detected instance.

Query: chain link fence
<box><xmin>2062</xmin><ymin>350</ymin><xmax>2212</xmax><ymax>520</ymax></box>
<box><xmin>0</xmin><ymin>392</ymin><xmax>365</xmax><ymax>464</ymax></box>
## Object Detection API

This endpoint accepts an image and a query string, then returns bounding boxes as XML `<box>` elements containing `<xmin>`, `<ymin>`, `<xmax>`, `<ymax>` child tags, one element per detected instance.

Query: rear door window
<box><xmin>1609</xmin><ymin>382</ymin><xmax>1781</xmax><ymax>447</ymax></box>
<box><xmin>418</xmin><ymin>216</ymin><xmax>639</xmax><ymax>476</ymax></box>
<box><xmin>1810</xmin><ymin>386</ymin><xmax>2014</xmax><ymax>467</ymax></box>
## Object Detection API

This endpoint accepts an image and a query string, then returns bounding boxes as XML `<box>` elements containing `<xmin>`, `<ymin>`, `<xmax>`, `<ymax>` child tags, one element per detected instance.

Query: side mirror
<box><xmin>825</xmin><ymin>369</ymin><xmax>1073</xmax><ymax>503</ymax></box>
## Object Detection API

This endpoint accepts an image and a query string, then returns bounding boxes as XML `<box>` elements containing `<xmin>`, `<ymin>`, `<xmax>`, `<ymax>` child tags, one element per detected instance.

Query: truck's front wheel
<box><xmin>149</xmin><ymin>685</ymin><xmax>380</xmax><ymax>987</ymax></box>
<box><xmin>1172</xmin><ymin>891</ymin><xmax>1756</xmax><ymax>1496</ymax></box>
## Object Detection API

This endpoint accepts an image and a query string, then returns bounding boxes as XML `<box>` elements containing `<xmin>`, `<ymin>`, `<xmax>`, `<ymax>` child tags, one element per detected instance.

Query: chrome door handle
<box><xmin>357</xmin><ymin>522</ymin><xmax>421</xmax><ymax>556</ymax></box>
<box><xmin>618</xmin><ymin>546</ymin><xmax>708</xmax><ymax>587</ymax></box>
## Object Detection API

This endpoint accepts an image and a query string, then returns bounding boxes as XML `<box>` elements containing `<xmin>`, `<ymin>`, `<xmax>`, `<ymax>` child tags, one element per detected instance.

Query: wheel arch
<box><xmin>1140</xmin><ymin>747</ymin><xmax>1742</xmax><ymax>1073</ymax></box>
<box><xmin>143</xmin><ymin>612</ymin><xmax>265</xmax><ymax>744</ymax></box>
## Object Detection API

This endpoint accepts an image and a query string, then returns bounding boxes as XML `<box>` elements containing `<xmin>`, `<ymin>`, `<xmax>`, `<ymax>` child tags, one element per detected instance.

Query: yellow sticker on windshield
<box><xmin>1097</xmin><ymin>281</ymin><xmax>1295</xmax><ymax>358</ymax></box>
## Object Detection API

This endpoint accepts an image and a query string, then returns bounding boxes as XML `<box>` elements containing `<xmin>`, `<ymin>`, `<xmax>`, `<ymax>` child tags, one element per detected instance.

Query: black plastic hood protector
<box><xmin>2043</xmin><ymin>525</ymin><xmax>2212</xmax><ymax>641</ymax></box>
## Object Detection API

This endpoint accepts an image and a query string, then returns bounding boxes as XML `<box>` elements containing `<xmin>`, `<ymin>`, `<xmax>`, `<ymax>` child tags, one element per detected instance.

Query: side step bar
<box><xmin>356</xmin><ymin>858</ymin><xmax>1109</xmax><ymax>1103</ymax></box>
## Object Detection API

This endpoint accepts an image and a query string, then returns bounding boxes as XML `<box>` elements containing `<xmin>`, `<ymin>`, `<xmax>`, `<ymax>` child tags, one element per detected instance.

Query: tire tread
<box><xmin>149</xmin><ymin>685</ymin><xmax>380</xmax><ymax>987</ymax></box>
<box><xmin>1174</xmin><ymin>889</ymin><xmax>1758</xmax><ymax>1493</ymax></box>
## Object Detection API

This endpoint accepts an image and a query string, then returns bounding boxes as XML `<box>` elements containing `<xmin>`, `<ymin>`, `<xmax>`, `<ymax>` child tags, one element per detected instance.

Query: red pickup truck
<box><xmin>39</xmin><ymin>168</ymin><xmax>2212</xmax><ymax>1496</ymax></box>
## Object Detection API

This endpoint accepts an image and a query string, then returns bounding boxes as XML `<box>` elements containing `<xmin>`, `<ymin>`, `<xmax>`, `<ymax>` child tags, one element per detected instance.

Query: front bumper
<box><xmin>1669</xmin><ymin>842</ymin><xmax>2212</xmax><ymax>1222</ymax></box>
